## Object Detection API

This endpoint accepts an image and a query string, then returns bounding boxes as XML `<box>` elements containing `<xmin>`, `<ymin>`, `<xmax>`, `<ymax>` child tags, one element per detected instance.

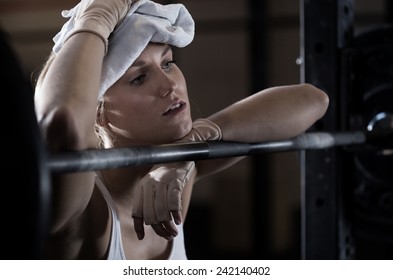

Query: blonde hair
<box><xmin>95</xmin><ymin>98</ymin><xmax>113</xmax><ymax>149</ymax></box>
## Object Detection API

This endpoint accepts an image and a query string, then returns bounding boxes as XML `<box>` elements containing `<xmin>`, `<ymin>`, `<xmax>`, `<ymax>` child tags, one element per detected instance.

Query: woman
<box><xmin>34</xmin><ymin>0</ymin><xmax>329</xmax><ymax>259</ymax></box>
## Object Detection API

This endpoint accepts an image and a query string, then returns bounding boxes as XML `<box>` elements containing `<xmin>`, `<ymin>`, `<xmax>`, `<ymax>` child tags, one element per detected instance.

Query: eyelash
<box><xmin>128</xmin><ymin>60</ymin><xmax>177</xmax><ymax>86</ymax></box>
<box><xmin>163</xmin><ymin>60</ymin><xmax>177</xmax><ymax>69</ymax></box>
<box><xmin>129</xmin><ymin>75</ymin><xmax>146</xmax><ymax>86</ymax></box>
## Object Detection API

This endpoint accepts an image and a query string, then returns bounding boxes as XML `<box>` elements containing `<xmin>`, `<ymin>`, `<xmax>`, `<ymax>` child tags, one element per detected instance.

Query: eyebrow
<box><xmin>131</xmin><ymin>45</ymin><xmax>172</xmax><ymax>68</ymax></box>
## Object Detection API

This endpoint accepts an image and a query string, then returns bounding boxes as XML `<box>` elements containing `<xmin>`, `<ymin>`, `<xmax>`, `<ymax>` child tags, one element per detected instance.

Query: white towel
<box><xmin>52</xmin><ymin>0</ymin><xmax>195</xmax><ymax>98</ymax></box>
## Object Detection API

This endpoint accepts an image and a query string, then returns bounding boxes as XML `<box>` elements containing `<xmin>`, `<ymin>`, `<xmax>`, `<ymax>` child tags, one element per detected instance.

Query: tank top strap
<box><xmin>95</xmin><ymin>173</ymin><xmax>126</xmax><ymax>260</ymax></box>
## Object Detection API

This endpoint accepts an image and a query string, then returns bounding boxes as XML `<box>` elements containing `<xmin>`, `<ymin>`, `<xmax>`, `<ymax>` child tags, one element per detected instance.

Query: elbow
<box><xmin>314</xmin><ymin>86</ymin><xmax>330</xmax><ymax>119</ymax></box>
<box><xmin>303</xmin><ymin>83</ymin><xmax>330</xmax><ymax>120</ymax></box>
<box><xmin>37</xmin><ymin>106</ymin><xmax>96</xmax><ymax>152</ymax></box>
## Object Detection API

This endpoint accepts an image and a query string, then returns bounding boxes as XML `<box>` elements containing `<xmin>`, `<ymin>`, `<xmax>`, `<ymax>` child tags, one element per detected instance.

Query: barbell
<box><xmin>48</xmin><ymin>128</ymin><xmax>392</xmax><ymax>174</ymax></box>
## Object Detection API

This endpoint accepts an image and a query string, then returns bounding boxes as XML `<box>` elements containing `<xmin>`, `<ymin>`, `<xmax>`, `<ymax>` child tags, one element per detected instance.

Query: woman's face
<box><xmin>103</xmin><ymin>43</ymin><xmax>192</xmax><ymax>146</ymax></box>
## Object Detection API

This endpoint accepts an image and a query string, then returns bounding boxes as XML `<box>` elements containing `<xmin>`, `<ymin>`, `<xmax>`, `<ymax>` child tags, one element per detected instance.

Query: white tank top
<box><xmin>95</xmin><ymin>174</ymin><xmax>188</xmax><ymax>260</ymax></box>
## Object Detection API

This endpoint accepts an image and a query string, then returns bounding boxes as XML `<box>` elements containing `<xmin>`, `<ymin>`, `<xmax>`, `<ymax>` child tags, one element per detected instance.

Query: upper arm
<box><xmin>49</xmin><ymin>172</ymin><xmax>96</xmax><ymax>234</ymax></box>
<box><xmin>41</xmin><ymin>106</ymin><xmax>98</xmax><ymax>234</ymax></box>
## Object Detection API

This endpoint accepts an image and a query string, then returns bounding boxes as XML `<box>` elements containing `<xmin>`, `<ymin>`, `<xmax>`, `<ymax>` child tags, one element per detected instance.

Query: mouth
<box><xmin>163</xmin><ymin>101</ymin><xmax>186</xmax><ymax>116</ymax></box>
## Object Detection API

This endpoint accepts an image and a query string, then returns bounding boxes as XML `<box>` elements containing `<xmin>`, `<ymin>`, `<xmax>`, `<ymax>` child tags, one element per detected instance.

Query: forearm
<box><xmin>208</xmin><ymin>83</ymin><xmax>329</xmax><ymax>142</ymax></box>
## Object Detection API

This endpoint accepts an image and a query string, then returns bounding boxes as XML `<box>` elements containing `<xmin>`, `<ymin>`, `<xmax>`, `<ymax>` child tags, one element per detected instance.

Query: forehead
<box><xmin>133</xmin><ymin>43</ymin><xmax>172</xmax><ymax>64</ymax></box>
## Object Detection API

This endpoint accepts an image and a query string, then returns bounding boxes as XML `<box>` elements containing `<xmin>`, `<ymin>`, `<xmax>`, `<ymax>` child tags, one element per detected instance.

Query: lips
<box><xmin>163</xmin><ymin>100</ymin><xmax>186</xmax><ymax>116</ymax></box>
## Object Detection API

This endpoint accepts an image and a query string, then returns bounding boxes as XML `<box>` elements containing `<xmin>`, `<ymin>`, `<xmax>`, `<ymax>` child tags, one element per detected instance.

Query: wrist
<box><xmin>179</xmin><ymin>118</ymin><xmax>222</xmax><ymax>142</ymax></box>
<box><xmin>65</xmin><ymin>19</ymin><xmax>110</xmax><ymax>53</ymax></box>
<box><xmin>65</xmin><ymin>28</ymin><xmax>108</xmax><ymax>53</ymax></box>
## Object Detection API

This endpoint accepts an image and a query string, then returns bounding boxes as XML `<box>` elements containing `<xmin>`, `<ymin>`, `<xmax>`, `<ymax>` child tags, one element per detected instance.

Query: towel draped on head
<box><xmin>52</xmin><ymin>0</ymin><xmax>195</xmax><ymax>98</ymax></box>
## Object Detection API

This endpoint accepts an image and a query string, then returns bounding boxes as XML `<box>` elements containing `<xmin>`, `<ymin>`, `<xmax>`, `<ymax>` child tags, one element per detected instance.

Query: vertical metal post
<box><xmin>299</xmin><ymin>0</ymin><xmax>354</xmax><ymax>259</ymax></box>
<box><xmin>387</xmin><ymin>0</ymin><xmax>393</xmax><ymax>23</ymax></box>
<box><xmin>248</xmin><ymin>0</ymin><xmax>271</xmax><ymax>258</ymax></box>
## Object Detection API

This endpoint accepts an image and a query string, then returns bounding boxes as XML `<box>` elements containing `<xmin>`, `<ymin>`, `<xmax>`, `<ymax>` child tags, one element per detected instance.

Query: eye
<box><xmin>162</xmin><ymin>60</ymin><xmax>176</xmax><ymax>70</ymax></box>
<box><xmin>129</xmin><ymin>74</ymin><xmax>146</xmax><ymax>86</ymax></box>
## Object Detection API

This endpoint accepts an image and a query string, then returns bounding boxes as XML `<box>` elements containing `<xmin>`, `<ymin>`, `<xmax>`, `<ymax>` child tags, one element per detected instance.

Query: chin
<box><xmin>159</xmin><ymin>120</ymin><xmax>192</xmax><ymax>143</ymax></box>
<box><xmin>170</xmin><ymin>128</ymin><xmax>191</xmax><ymax>142</ymax></box>
<box><xmin>180</xmin><ymin>121</ymin><xmax>193</xmax><ymax>137</ymax></box>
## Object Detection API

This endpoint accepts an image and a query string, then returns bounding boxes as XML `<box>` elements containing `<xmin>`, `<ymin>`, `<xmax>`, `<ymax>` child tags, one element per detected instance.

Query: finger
<box><xmin>133</xmin><ymin>217</ymin><xmax>145</xmax><ymax>240</ymax></box>
<box><xmin>131</xmin><ymin>184</ymin><xmax>144</xmax><ymax>219</ymax></box>
<box><xmin>154</xmin><ymin>183</ymin><xmax>172</xmax><ymax>222</ymax></box>
<box><xmin>167</xmin><ymin>161</ymin><xmax>195</xmax><ymax>212</ymax></box>
<box><xmin>151</xmin><ymin>224</ymin><xmax>173</xmax><ymax>240</ymax></box>
<box><xmin>171</xmin><ymin>210</ymin><xmax>182</xmax><ymax>225</ymax></box>
<box><xmin>167</xmin><ymin>180</ymin><xmax>183</xmax><ymax>212</ymax></box>
<box><xmin>163</xmin><ymin>220</ymin><xmax>178</xmax><ymax>237</ymax></box>
<box><xmin>143</xmin><ymin>183</ymin><xmax>157</xmax><ymax>225</ymax></box>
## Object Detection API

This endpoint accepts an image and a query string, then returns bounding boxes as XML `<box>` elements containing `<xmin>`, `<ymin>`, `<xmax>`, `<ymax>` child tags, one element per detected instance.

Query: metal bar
<box><xmin>48</xmin><ymin>131</ymin><xmax>369</xmax><ymax>174</ymax></box>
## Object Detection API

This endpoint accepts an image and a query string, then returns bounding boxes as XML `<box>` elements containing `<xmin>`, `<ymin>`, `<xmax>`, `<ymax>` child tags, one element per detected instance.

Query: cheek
<box><xmin>105</xmin><ymin>93</ymin><xmax>154</xmax><ymax>125</ymax></box>
<box><xmin>176</xmin><ymin>71</ymin><xmax>187</xmax><ymax>91</ymax></box>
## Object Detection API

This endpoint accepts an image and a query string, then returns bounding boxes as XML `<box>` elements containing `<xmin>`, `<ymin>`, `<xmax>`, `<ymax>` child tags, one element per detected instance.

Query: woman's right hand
<box><xmin>56</xmin><ymin>0</ymin><xmax>134</xmax><ymax>53</ymax></box>
<box><xmin>73</xmin><ymin>0</ymin><xmax>133</xmax><ymax>32</ymax></box>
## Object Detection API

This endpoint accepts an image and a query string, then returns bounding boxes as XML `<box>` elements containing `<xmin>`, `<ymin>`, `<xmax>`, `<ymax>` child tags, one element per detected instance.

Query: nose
<box><xmin>158</xmin><ymin>71</ymin><xmax>177</xmax><ymax>98</ymax></box>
